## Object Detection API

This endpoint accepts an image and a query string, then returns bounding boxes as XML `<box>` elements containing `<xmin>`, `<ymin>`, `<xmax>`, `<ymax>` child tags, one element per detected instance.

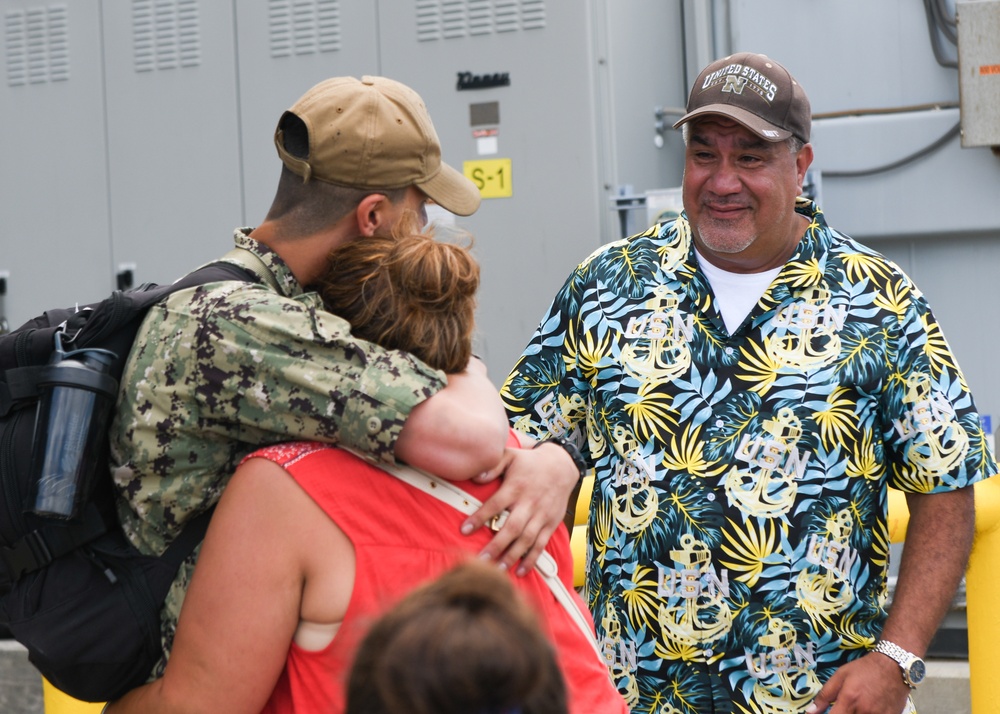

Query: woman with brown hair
<box><xmin>106</xmin><ymin>214</ymin><xmax>627</xmax><ymax>714</ymax></box>
<box><xmin>319</xmin><ymin>212</ymin><xmax>480</xmax><ymax>375</ymax></box>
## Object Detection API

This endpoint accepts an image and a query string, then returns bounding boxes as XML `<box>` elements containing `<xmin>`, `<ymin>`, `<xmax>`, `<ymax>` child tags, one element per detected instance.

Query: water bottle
<box><xmin>28</xmin><ymin>336</ymin><xmax>118</xmax><ymax>519</ymax></box>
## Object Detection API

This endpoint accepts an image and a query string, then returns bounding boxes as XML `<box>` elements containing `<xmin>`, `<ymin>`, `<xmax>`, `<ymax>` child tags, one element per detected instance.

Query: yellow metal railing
<box><xmin>41</xmin><ymin>680</ymin><xmax>103</xmax><ymax>712</ymax></box>
<box><xmin>571</xmin><ymin>476</ymin><xmax>1000</xmax><ymax>713</ymax></box>
<box><xmin>570</xmin><ymin>474</ymin><xmax>594</xmax><ymax>588</ymax></box>
<box><xmin>888</xmin><ymin>478</ymin><xmax>1000</xmax><ymax>714</ymax></box>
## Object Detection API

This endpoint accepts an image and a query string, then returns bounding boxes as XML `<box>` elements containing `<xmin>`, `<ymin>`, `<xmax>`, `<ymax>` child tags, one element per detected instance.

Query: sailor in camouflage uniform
<box><xmin>109</xmin><ymin>76</ymin><xmax>582</xmax><ymax>676</ymax></box>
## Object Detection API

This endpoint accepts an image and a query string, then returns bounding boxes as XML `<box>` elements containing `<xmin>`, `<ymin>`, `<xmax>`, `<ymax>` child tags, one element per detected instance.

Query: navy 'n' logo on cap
<box><xmin>722</xmin><ymin>75</ymin><xmax>748</xmax><ymax>95</ymax></box>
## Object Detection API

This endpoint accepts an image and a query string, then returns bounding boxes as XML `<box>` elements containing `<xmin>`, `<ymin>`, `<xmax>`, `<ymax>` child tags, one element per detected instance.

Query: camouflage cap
<box><xmin>673</xmin><ymin>53</ymin><xmax>811</xmax><ymax>143</ymax></box>
<box><xmin>275</xmin><ymin>75</ymin><xmax>481</xmax><ymax>216</ymax></box>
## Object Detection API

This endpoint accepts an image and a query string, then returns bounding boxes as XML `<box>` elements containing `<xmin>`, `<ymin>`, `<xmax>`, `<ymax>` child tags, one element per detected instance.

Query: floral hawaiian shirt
<box><xmin>502</xmin><ymin>198</ymin><xmax>995</xmax><ymax>713</ymax></box>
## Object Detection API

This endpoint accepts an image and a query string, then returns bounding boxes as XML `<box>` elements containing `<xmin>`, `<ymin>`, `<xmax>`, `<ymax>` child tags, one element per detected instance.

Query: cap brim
<box><xmin>416</xmin><ymin>162</ymin><xmax>482</xmax><ymax>217</ymax></box>
<box><xmin>673</xmin><ymin>104</ymin><xmax>791</xmax><ymax>143</ymax></box>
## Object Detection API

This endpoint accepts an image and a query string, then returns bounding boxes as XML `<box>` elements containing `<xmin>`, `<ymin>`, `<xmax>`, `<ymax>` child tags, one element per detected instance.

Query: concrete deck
<box><xmin>0</xmin><ymin>640</ymin><xmax>42</xmax><ymax>714</ymax></box>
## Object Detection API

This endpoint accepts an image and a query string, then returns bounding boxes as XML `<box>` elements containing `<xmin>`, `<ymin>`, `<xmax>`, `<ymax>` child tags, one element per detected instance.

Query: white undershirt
<box><xmin>695</xmin><ymin>249</ymin><xmax>782</xmax><ymax>335</ymax></box>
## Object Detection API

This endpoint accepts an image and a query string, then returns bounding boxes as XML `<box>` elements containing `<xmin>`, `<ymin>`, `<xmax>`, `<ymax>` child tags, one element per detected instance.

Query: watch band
<box><xmin>873</xmin><ymin>640</ymin><xmax>925</xmax><ymax>688</ymax></box>
<box><xmin>534</xmin><ymin>435</ymin><xmax>587</xmax><ymax>481</ymax></box>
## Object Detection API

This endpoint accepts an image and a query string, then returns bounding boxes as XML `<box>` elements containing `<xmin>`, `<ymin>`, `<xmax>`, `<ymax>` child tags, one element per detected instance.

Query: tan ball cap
<box><xmin>275</xmin><ymin>76</ymin><xmax>481</xmax><ymax>216</ymax></box>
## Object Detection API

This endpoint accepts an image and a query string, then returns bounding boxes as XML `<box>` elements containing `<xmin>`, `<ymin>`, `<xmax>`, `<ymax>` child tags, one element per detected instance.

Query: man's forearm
<box><xmin>879</xmin><ymin>487</ymin><xmax>976</xmax><ymax>654</ymax></box>
<box><xmin>395</xmin><ymin>358</ymin><xmax>509</xmax><ymax>480</ymax></box>
<box><xmin>805</xmin><ymin>486</ymin><xmax>977</xmax><ymax>714</ymax></box>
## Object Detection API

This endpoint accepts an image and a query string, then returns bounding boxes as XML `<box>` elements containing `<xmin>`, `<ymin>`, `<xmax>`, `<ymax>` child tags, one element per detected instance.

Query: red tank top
<box><xmin>254</xmin><ymin>438</ymin><xmax>626</xmax><ymax>714</ymax></box>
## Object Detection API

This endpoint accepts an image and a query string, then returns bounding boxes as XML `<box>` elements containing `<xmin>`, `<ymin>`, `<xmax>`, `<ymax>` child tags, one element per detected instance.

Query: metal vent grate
<box><xmin>5</xmin><ymin>4</ymin><xmax>69</xmax><ymax>87</ymax></box>
<box><xmin>133</xmin><ymin>0</ymin><xmax>201</xmax><ymax>73</ymax></box>
<box><xmin>269</xmin><ymin>0</ymin><xmax>341</xmax><ymax>58</ymax></box>
<box><xmin>416</xmin><ymin>0</ymin><xmax>546</xmax><ymax>42</ymax></box>
<box><xmin>494</xmin><ymin>0</ymin><xmax>518</xmax><ymax>33</ymax></box>
<box><xmin>442</xmin><ymin>0</ymin><xmax>466</xmax><ymax>39</ymax></box>
<box><xmin>521</xmin><ymin>0</ymin><xmax>545</xmax><ymax>30</ymax></box>
<box><xmin>467</xmin><ymin>0</ymin><xmax>492</xmax><ymax>36</ymax></box>
<box><xmin>416</xmin><ymin>0</ymin><xmax>441</xmax><ymax>42</ymax></box>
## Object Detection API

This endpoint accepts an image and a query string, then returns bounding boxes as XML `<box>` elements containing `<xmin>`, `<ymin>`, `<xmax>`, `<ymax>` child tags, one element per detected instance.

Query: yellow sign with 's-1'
<box><xmin>463</xmin><ymin>159</ymin><xmax>512</xmax><ymax>199</ymax></box>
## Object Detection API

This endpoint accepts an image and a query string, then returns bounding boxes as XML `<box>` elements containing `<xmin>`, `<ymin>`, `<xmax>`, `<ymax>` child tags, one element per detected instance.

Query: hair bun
<box><xmin>387</xmin><ymin>234</ymin><xmax>478</xmax><ymax>314</ymax></box>
<box><xmin>318</xmin><ymin>216</ymin><xmax>480</xmax><ymax>374</ymax></box>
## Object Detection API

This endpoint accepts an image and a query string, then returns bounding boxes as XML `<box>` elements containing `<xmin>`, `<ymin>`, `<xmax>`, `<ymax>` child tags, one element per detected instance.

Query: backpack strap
<box><xmin>159</xmin><ymin>507</ymin><xmax>214</xmax><ymax>569</ymax></box>
<box><xmin>0</xmin><ymin>365</ymin><xmax>43</xmax><ymax>416</ymax></box>
<box><xmin>0</xmin><ymin>503</ymin><xmax>214</xmax><ymax>586</ymax></box>
<box><xmin>215</xmin><ymin>248</ymin><xmax>282</xmax><ymax>293</ymax></box>
<box><xmin>0</xmin><ymin>503</ymin><xmax>111</xmax><ymax>582</ymax></box>
<box><xmin>169</xmin><ymin>257</ymin><xmax>268</xmax><ymax>292</ymax></box>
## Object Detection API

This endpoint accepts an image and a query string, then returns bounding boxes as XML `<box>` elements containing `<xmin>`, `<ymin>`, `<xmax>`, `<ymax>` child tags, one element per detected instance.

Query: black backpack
<box><xmin>0</xmin><ymin>260</ymin><xmax>258</xmax><ymax>702</ymax></box>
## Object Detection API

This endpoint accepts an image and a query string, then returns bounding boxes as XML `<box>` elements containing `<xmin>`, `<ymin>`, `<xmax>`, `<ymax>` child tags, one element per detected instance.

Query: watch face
<box><xmin>908</xmin><ymin>659</ymin><xmax>927</xmax><ymax>685</ymax></box>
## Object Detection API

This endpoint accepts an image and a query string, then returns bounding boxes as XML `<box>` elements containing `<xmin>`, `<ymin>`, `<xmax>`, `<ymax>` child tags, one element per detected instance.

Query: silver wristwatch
<box><xmin>873</xmin><ymin>640</ymin><xmax>926</xmax><ymax>689</ymax></box>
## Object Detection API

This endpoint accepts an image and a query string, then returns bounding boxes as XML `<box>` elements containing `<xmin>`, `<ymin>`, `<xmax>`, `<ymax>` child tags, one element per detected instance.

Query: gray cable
<box><xmin>923</xmin><ymin>0</ymin><xmax>958</xmax><ymax>68</ymax></box>
<box><xmin>933</xmin><ymin>0</ymin><xmax>958</xmax><ymax>43</ymax></box>
<box><xmin>821</xmin><ymin>122</ymin><xmax>961</xmax><ymax>178</ymax></box>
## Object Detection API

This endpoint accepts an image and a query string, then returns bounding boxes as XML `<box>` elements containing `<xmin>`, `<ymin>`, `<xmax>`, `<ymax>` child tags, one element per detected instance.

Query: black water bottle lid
<box><xmin>38</xmin><ymin>358</ymin><xmax>118</xmax><ymax>397</ymax></box>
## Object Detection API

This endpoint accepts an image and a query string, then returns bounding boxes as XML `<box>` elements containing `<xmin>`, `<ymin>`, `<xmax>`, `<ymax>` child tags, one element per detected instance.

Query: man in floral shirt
<box><xmin>502</xmin><ymin>53</ymin><xmax>995</xmax><ymax>714</ymax></box>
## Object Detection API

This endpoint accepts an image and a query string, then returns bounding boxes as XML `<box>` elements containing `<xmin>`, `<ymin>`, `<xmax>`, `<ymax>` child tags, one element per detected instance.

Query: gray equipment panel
<box><xmin>376</xmin><ymin>1</ymin><xmax>604</xmax><ymax>374</ymax></box>
<box><xmin>101</xmin><ymin>0</ymin><xmax>243</xmax><ymax>286</ymax></box>
<box><xmin>235</xmin><ymin>0</ymin><xmax>380</xmax><ymax>226</ymax></box>
<box><xmin>0</xmin><ymin>1</ymin><xmax>112</xmax><ymax>329</ymax></box>
<box><xmin>375</xmin><ymin>0</ymin><xmax>685</xmax><ymax>375</ymax></box>
<box><xmin>0</xmin><ymin>0</ymin><xmax>110</xmax><ymax>328</ymax></box>
<box><xmin>0</xmin><ymin>0</ymin><xmax>688</xmax><ymax>376</ymax></box>
<box><xmin>957</xmin><ymin>0</ymin><xmax>1000</xmax><ymax>148</ymax></box>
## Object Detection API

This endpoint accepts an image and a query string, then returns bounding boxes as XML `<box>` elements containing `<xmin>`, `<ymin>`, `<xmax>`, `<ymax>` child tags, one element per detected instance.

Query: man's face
<box><xmin>682</xmin><ymin>116</ymin><xmax>812</xmax><ymax>273</ymax></box>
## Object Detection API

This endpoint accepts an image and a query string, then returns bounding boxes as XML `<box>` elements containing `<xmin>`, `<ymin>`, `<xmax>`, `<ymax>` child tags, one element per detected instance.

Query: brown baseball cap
<box><xmin>673</xmin><ymin>53</ymin><xmax>811</xmax><ymax>143</ymax></box>
<box><xmin>275</xmin><ymin>75</ymin><xmax>481</xmax><ymax>216</ymax></box>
